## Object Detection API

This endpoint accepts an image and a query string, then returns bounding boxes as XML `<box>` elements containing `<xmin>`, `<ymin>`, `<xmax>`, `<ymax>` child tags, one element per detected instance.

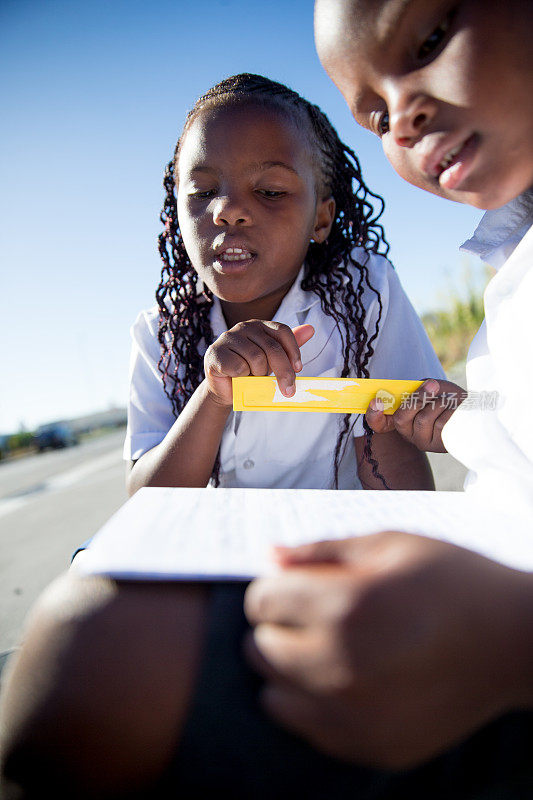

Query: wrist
<box><xmin>200</xmin><ymin>379</ymin><xmax>233</xmax><ymax>413</ymax></box>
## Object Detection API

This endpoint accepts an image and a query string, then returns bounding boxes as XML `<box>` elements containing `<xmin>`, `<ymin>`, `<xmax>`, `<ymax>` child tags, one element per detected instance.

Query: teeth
<box><xmin>220</xmin><ymin>247</ymin><xmax>253</xmax><ymax>261</ymax></box>
<box><xmin>439</xmin><ymin>142</ymin><xmax>463</xmax><ymax>170</ymax></box>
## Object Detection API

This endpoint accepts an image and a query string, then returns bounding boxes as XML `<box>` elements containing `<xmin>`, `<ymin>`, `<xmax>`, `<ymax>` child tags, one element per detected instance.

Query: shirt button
<box><xmin>243</xmin><ymin>458</ymin><xmax>255</xmax><ymax>470</ymax></box>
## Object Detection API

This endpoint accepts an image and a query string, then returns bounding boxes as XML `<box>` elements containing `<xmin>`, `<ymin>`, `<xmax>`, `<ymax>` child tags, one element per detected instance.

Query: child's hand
<box><xmin>365</xmin><ymin>379</ymin><xmax>467</xmax><ymax>453</ymax></box>
<box><xmin>204</xmin><ymin>321</ymin><xmax>314</xmax><ymax>407</ymax></box>
<box><xmin>244</xmin><ymin>533</ymin><xmax>529</xmax><ymax>768</ymax></box>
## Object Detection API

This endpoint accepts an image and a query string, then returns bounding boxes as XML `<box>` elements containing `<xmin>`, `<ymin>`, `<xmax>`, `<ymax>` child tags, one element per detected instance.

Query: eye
<box><xmin>370</xmin><ymin>110</ymin><xmax>390</xmax><ymax>137</ymax></box>
<box><xmin>190</xmin><ymin>189</ymin><xmax>216</xmax><ymax>199</ymax></box>
<box><xmin>377</xmin><ymin>111</ymin><xmax>390</xmax><ymax>136</ymax></box>
<box><xmin>417</xmin><ymin>9</ymin><xmax>456</xmax><ymax>60</ymax></box>
<box><xmin>256</xmin><ymin>189</ymin><xmax>286</xmax><ymax>199</ymax></box>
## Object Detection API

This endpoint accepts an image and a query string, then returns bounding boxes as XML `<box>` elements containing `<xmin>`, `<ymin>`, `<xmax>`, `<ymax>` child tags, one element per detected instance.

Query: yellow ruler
<box><xmin>232</xmin><ymin>376</ymin><xmax>423</xmax><ymax>414</ymax></box>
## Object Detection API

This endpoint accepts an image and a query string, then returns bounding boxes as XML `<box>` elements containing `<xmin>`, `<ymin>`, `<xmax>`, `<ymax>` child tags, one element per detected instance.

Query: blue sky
<box><xmin>0</xmin><ymin>0</ymin><xmax>483</xmax><ymax>433</ymax></box>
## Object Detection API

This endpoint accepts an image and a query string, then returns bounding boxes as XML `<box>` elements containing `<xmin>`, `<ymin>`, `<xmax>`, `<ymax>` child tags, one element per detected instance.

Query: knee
<box><xmin>0</xmin><ymin>571</ymin><xmax>209</xmax><ymax>797</ymax></box>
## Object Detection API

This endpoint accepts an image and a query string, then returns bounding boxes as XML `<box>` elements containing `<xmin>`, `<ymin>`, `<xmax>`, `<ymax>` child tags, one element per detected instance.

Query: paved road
<box><xmin>427</xmin><ymin>451</ymin><xmax>467</xmax><ymax>492</ymax></box>
<box><xmin>0</xmin><ymin>430</ymin><xmax>466</xmax><ymax>657</ymax></box>
<box><xmin>0</xmin><ymin>430</ymin><xmax>128</xmax><ymax>654</ymax></box>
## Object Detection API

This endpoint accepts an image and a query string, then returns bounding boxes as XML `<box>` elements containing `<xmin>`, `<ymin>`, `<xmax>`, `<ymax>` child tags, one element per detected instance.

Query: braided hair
<box><xmin>157</xmin><ymin>73</ymin><xmax>390</xmax><ymax>487</ymax></box>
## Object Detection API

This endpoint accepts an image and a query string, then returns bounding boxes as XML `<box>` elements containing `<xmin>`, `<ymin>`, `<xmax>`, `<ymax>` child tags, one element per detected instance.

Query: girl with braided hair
<box><xmin>125</xmin><ymin>73</ymin><xmax>443</xmax><ymax>495</ymax></box>
<box><xmin>0</xmin><ymin>74</ymin><xmax>447</xmax><ymax>798</ymax></box>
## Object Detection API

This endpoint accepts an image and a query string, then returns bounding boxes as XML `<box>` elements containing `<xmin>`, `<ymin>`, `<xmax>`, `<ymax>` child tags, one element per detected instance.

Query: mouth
<box><xmin>213</xmin><ymin>245</ymin><xmax>257</xmax><ymax>273</ymax></box>
<box><xmin>424</xmin><ymin>133</ymin><xmax>479</xmax><ymax>192</ymax></box>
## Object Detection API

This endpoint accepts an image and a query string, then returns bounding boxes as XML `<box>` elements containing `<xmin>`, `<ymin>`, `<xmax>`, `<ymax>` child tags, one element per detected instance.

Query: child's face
<box><xmin>314</xmin><ymin>0</ymin><xmax>533</xmax><ymax>209</ymax></box>
<box><xmin>176</xmin><ymin>104</ymin><xmax>334</xmax><ymax>324</ymax></box>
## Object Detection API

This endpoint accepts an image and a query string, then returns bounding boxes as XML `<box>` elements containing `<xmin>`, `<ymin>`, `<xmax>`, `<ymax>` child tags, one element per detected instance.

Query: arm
<box><xmin>355</xmin><ymin>429</ymin><xmax>435</xmax><ymax>489</ymax></box>
<box><xmin>244</xmin><ymin>534</ymin><xmax>533</xmax><ymax>769</ymax></box>
<box><xmin>128</xmin><ymin>379</ymin><xmax>231</xmax><ymax>493</ymax></box>
<box><xmin>127</xmin><ymin>321</ymin><xmax>314</xmax><ymax>495</ymax></box>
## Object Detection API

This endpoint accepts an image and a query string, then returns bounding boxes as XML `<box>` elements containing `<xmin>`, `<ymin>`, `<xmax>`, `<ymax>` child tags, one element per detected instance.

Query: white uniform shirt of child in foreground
<box><xmin>443</xmin><ymin>191</ymin><xmax>533</xmax><ymax>515</ymax></box>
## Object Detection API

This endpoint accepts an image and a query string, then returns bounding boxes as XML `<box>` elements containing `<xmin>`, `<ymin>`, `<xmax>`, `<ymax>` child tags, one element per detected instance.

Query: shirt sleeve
<box><xmin>350</xmin><ymin>251</ymin><xmax>446</xmax><ymax>437</ymax></box>
<box><xmin>123</xmin><ymin>307</ymin><xmax>177</xmax><ymax>461</ymax></box>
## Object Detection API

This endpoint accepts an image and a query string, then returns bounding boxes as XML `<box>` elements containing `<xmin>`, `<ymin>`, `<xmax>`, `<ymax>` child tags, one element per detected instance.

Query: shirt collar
<box><xmin>210</xmin><ymin>296</ymin><xmax>227</xmax><ymax>339</ymax></box>
<box><xmin>273</xmin><ymin>264</ymin><xmax>319</xmax><ymax>320</ymax></box>
<box><xmin>460</xmin><ymin>189</ymin><xmax>533</xmax><ymax>270</ymax></box>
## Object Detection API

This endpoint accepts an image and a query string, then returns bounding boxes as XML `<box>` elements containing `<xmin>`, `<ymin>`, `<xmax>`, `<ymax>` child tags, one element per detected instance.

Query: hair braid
<box><xmin>156</xmin><ymin>74</ymin><xmax>391</xmax><ymax>487</ymax></box>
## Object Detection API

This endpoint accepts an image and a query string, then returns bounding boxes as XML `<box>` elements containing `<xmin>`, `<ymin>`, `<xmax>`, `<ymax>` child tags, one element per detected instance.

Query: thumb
<box><xmin>273</xmin><ymin>538</ymin><xmax>356</xmax><ymax>566</ymax></box>
<box><xmin>365</xmin><ymin>398</ymin><xmax>396</xmax><ymax>434</ymax></box>
<box><xmin>292</xmin><ymin>324</ymin><xmax>315</xmax><ymax>348</ymax></box>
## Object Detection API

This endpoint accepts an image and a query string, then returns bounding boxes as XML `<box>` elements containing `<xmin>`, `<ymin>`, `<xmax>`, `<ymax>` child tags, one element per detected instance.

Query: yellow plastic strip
<box><xmin>232</xmin><ymin>376</ymin><xmax>423</xmax><ymax>414</ymax></box>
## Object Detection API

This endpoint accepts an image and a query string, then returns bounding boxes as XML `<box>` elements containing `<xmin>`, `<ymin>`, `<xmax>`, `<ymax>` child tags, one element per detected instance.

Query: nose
<box><xmin>213</xmin><ymin>193</ymin><xmax>252</xmax><ymax>227</ymax></box>
<box><xmin>387</xmin><ymin>82</ymin><xmax>438</xmax><ymax>148</ymax></box>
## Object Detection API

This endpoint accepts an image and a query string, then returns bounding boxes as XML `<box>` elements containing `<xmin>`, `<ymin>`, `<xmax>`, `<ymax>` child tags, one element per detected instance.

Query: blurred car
<box><xmin>0</xmin><ymin>434</ymin><xmax>9</xmax><ymax>460</ymax></box>
<box><xmin>34</xmin><ymin>422</ymin><xmax>79</xmax><ymax>452</ymax></box>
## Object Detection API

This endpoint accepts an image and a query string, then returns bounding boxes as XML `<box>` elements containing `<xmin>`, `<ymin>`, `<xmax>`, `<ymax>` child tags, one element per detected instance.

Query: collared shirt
<box><xmin>124</xmin><ymin>248</ymin><xmax>444</xmax><ymax>489</ymax></box>
<box><xmin>442</xmin><ymin>190</ymin><xmax>533</xmax><ymax>513</ymax></box>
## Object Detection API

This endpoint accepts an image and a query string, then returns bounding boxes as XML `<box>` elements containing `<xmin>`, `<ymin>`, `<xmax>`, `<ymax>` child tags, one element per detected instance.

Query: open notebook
<box><xmin>77</xmin><ymin>487</ymin><xmax>533</xmax><ymax>581</ymax></box>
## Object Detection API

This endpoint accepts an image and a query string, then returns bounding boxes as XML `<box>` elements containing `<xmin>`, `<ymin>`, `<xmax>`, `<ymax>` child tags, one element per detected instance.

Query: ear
<box><xmin>311</xmin><ymin>196</ymin><xmax>336</xmax><ymax>243</ymax></box>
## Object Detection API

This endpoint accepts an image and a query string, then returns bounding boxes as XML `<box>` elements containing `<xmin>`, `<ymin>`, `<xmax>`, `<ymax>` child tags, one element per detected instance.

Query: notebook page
<box><xmin>77</xmin><ymin>487</ymin><xmax>533</xmax><ymax>580</ymax></box>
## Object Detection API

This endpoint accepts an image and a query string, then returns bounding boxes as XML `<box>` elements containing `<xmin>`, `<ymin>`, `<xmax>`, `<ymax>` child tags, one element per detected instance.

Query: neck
<box><xmin>219</xmin><ymin>280</ymin><xmax>296</xmax><ymax>328</ymax></box>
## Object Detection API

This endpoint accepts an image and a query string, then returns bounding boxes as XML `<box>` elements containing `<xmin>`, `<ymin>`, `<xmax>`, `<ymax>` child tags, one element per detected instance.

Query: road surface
<box><xmin>0</xmin><ymin>430</ymin><xmax>466</xmax><ymax>659</ymax></box>
<box><xmin>0</xmin><ymin>430</ymin><xmax>128</xmax><ymax>655</ymax></box>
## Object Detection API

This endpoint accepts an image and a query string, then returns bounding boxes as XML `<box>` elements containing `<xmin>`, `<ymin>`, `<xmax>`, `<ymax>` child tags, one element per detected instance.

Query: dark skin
<box><xmin>366</xmin><ymin>377</ymin><xmax>468</xmax><ymax>452</ymax></box>
<box><xmin>244</xmin><ymin>535</ymin><xmax>533</xmax><ymax>768</ymax></box>
<box><xmin>313</xmin><ymin>0</ymin><xmax>533</xmax><ymax>210</ymax></box>
<box><xmin>2</xmin><ymin>537</ymin><xmax>532</xmax><ymax>797</ymax></box>
<box><xmin>0</xmin><ymin>96</ymin><xmax>435</xmax><ymax>797</ymax></box>
<box><xmin>240</xmin><ymin>0</ymin><xmax>533</xmax><ymax>768</ymax></box>
<box><xmin>128</xmin><ymin>315</ymin><xmax>434</xmax><ymax>494</ymax></box>
<box><xmin>128</xmin><ymin>103</ymin><xmax>434</xmax><ymax>496</ymax></box>
<box><xmin>128</xmin><ymin>105</ymin><xmax>335</xmax><ymax>494</ymax></box>
<box><xmin>5</xmin><ymin>4</ymin><xmax>532</xmax><ymax>786</ymax></box>
<box><xmin>0</xmin><ymin>572</ymin><xmax>209</xmax><ymax>797</ymax></box>
<box><xmin>128</xmin><ymin>321</ymin><xmax>316</xmax><ymax>493</ymax></box>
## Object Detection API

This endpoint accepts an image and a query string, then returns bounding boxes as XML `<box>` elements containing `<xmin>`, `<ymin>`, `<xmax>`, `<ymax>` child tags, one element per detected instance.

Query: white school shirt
<box><xmin>124</xmin><ymin>248</ymin><xmax>445</xmax><ymax>489</ymax></box>
<box><xmin>442</xmin><ymin>191</ymin><xmax>533</xmax><ymax>514</ymax></box>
